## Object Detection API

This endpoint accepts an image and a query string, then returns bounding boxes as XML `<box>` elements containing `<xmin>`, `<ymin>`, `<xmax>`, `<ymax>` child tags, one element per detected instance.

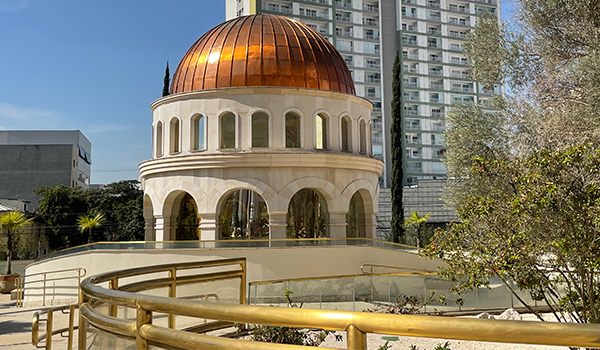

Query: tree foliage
<box><xmin>162</xmin><ymin>60</ymin><xmax>170</xmax><ymax>97</ymax></box>
<box><xmin>36</xmin><ymin>180</ymin><xmax>144</xmax><ymax>250</ymax></box>
<box><xmin>404</xmin><ymin>211</ymin><xmax>431</xmax><ymax>249</ymax></box>
<box><xmin>77</xmin><ymin>213</ymin><xmax>106</xmax><ymax>244</ymax></box>
<box><xmin>429</xmin><ymin>0</ymin><xmax>600</xmax><ymax>326</ymax></box>
<box><xmin>390</xmin><ymin>49</ymin><xmax>405</xmax><ymax>243</ymax></box>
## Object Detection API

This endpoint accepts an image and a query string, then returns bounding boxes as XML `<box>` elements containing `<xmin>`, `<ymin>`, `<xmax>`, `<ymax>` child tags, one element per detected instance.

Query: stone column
<box><xmin>199</xmin><ymin>213</ymin><xmax>217</xmax><ymax>241</ymax></box>
<box><xmin>144</xmin><ymin>217</ymin><xmax>155</xmax><ymax>241</ymax></box>
<box><xmin>269</xmin><ymin>211</ymin><xmax>288</xmax><ymax>240</ymax></box>
<box><xmin>154</xmin><ymin>216</ymin><xmax>165</xmax><ymax>241</ymax></box>
<box><xmin>328</xmin><ymin>212</ymin><xmax>348</xmax><ymax>239</ymax></box>
<box><xmin>365</xmin><ymin>214</ymin><xmax>377</xmax><ymax>239</ymax></box>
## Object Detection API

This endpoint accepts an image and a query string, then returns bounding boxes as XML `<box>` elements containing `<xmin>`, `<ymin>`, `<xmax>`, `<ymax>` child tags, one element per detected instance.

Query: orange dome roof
<box><xmin>170</xmin><ymin>14</ymin><xmax>355</xmax><ymax>95</ymax></box>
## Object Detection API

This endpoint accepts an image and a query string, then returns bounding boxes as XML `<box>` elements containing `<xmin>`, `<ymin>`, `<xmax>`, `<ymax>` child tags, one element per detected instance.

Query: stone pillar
<box><xmin>329</xmin><ymin>212</ymin><xmax>348</xmax><ymax>239</ymax></box>
<box><xmin>365</xmin><ymin>214</ymin><xmax>377</xmax><ymax>239</ymax></box>
<box><xmin>199</xmin><ymin>213</ymin><xmax>217</xmax><ymax>241</ymax></box>
<box><xmin>269</xmin><ymin>211</ymin><xmax>288</xmax><ymax>240</ymax></box>
<box><xmin>144</xmin><ymin>217</ymin><xmax>155</xmax><ymax>241</ymax></box>
<box><xmin>154</xmin><ymin>216</ymin><xmax>165</xmax><ymax>241</ymax></box>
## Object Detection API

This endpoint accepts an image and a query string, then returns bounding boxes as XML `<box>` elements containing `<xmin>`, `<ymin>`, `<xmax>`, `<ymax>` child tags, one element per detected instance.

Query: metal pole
<box><xmin>67</xmin><ymin>304</ymin><xmax>75</xmax><ymax>350</ymax></box>
<box><xmin>346</xmin><ymin>324</ymin><xmax>367</xmax><ymax>350</ymax></box>
<box><xmin>43</xmin><ymin>273</ymin><xmax>47</xmax><ymax>307</ymax></box>
<box><xmin>78</xmin><ymin>290</ymin><xmax>89</xmax><ymax>350</ymax></box>
<box><xmin>240</xmin><ymin>260</ymin><xmax>247</xmax><ymax>305</ymax></box>
<box><xmin>109</xmin><ymin>278</ymin><xmax>119</xmax><ymax>317</ymax></box>
<box><xmin>168</xmin><ymin>269</ymin><xmax>176</xmax><ymax>329</ymax></box>
<box><xmin>46</xmin><ymin>309</ymin><xmax>53</xmax><ymax>350</ymax></box>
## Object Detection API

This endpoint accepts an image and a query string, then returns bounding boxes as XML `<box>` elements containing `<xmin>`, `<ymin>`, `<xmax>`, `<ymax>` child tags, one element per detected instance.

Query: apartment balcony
<box><xmin>431</xmin><ymin>111</ymin><xmax>445</xmax><ymax>118</ymax></box>
<box><xmin>302</xmin><ymin>0</ymin><xmax>330</xmax><ymax>4</ymax></box>
<box><xmin>451</xmin><ymin>59</ymin><xmax>468</xmax><ymax>65</ymax></box>
<box><xmin>448</xmin><ymin>5</ymin><xmax>468</xmax><ymax>13</ymax></box>
<box><xmin>403</xmin><ymin>38</ymin><xmax>418</xmax><ymax>45</ymax></box>
<box><xmin>337</xmin><ymin>31</ymin><xmax>353</xmax><ymax>37</ymax></box>
<box><xmin>451</xmin><ymin>86</ymin><xmax>474</xmax><ymax>92</ymax></box>
<box><xmin>430</xmin><ymin>97</ymin><xmax>441</xmax><ymax>103</ymax></box>
<box><xmin>367</xmin><ymin>63</ymin><xmax>381</xmax><ymax>69</ymax></box>
<box><xmin>366</xmin><ymin>76</ymin><xmax>381</xmax><ymax>83</ymax></box>
<box><xmin>405</xmin><ymin>121</ymin><xmax>421</xmax><ymax>129</ymax></box>
<box><xmin>449</xmin><ymin>32</ymin><xmax>466</xmax><ymax>39</ymax></box>
<box><xmin>335</xmin><ymin>1</ymin><xmax>352</xmax><ymax>8</ymax></box>
<box><xmin>364</xmin><ymin>34</ymin><xmax>380</xmax><ymax>40</ymax></box>
<box><xmin>406</xmin><ymin>165</ymin><xmax>423</xmax><ymax>173</ymax></box>
<box><xmin>363</xmin><ymin>18</ymin><xmax>379</xmax><ymax>26</ymax></box>
<box><xmin>403</xmin><ymin>53</ymin><xmax>419</xmax><ymax>60</ymax></box>
<box><xmin>406</xmin><ymin>138</ymin><xmax>422</xmax><ymax>145</ymax></box>
<box><xmin>403</xmin><ymin>81</ymin><xmax>418</xmax><ymax>87</ymax></box>
<box><xmin>430</xmin><ymin>83</ymin><xmax>444</xmax><ymax>90</ymax></box>
<box><xmin>448</xmin><ymin>19</ymin><xmax>469</xmax><ymax>26</ymax></box>
<box><xmin>402</xmin><ymin>0</ymin><xmax>417</xmax><ymax>3</ymax></box>
<box><xmin>450</xmin><ymin>46</ymin><xmax>464</xmax><ymax>52</ymax></box>
<box><xmin>431</xmin><ymin>124</ymin><xmax>446</xmax><ymax>131</ymax></box>
<box><xmin>363</xmin><ymin>4</ymin><xmax>378</xmax><ymax>12</ymax></box>
<box><xmin>407</xmin><ymin>152</ymin><xmax>423</xmax><ymax>159</ymax></box>
<box><xmin>427</xmin><ymin>42</ymin><xmax>440</xmax><ymax>48</ymax></box>
<box><xmin>451</xmin><ymin>72</ymin><xmax>469</xmax><ymax>78</ymax></box>
<box><xmin>429</xmin><ymin>70</ymin><xmax>443</xmax><ymax>76</ymax></box>
<box><xmin>372</xmin><ymin>106</ymin><xmax>382</xmax><ymax>112</ymax></box>
<box><xmin>367</xmin><ymin>92</ymin><xmax>381</xmax><ymax>98</ymax></box>
<box><xmin>263</xmin><ymin>5</ymin><xmax>293</xmax><ymax>14</ymax></box>
<box><xmin>405</xmin><ymin>95</ymin><xmax>421</xmax><ymax>101</ymax></box>
<box><xmin>372</xmin><ymin>120</ymin><xmax>382</xmax><ymax>128</ymax></box>
<box><xmin>403</xmin><ymin>25</ymin><xmax>417</xmax><ymax>32</ymax></box>
<box><xmin>404</xmin><ymin>67</ymin><xmax>417</xmax><ymax>73</ymax></box>
<box><xmin>427</xmin><ymin>2</ymin><xmax>441</xmax><ymax>8</ymax></box>
<box><xmin>429</xmin><ymin>57</ymin><xmax>443</xmax><ymax>62</ymax></box>
<box><xmin>336</xmin><ymin>15</ymin><xmax>352</xmax><ymax>22</ymax></box>
<box><xmin>404</xmin><ymin>109</ymin><xmax>419</xmax><ymax>116</ymax></box>
<box><xmin>428</xmin><ymin>28</ymin><xmax>440</xmax><ymax>35</ymax></box>
<box><xmin>427</xmin><ymin>16</ymin><xmax>441</xmax><ymax>22</ymax></box>
<box><xmin>373</xmin><ymin>136</ymin><xmax>383</xmax><ymax>143</ymax></box>
<box><xmin>403</xmin><ymin>12</ymin><xmax>418</xmax><ymax>18</ymax></box>
<box><xmin>432</xmin><ymin>166</ymin><xmax>447</xmax><ymax>173</ymax></box>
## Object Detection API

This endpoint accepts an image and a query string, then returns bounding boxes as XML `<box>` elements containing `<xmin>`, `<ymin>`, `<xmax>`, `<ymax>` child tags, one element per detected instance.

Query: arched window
<box><xmin>285</xmin><ymin>112</ymin><xmax>300</xmax><ymax>148</ymax></box>
<box><xmin>341</xmin><ymin>116</ymin><xmax>351</xmax><ymax>152</ymax></box>
<box><xmin>286</xmin><ymin>188</ymin><xmax>328</xmax><ymax>238</ymax></box>
<box><xmin>170</xmin><ymin>118</ymin><xmax>180</xmax><ymax>154</ymax></box>
<box><xmin>156</xmin><ymin>121</ymin><xmax>163</xmax><ymax>157</ymax></box>
<box><xmin>315</xmin><ymin>114</ymin><xmax>328</xmax><ymax>149</ymax></box>
<box><xmin>252</xmin><ymin>112</ymin><xmax>269</xmax><ymax>148</ymax></box>
<box><xmin>219</xmin><ymin>189</ymin><xmax>269</xmax><ymax>239</ymax></box>
<box><xmin>220</xmin><ymin>112</ymin><xmax>236</xmax><ymax>149</ymax></box>
<box><xmin>359</xmin><ymin>120</ymin><xmax>367</xmax><ymax>154</ymax></box>
<box><xmin>191</xmin><ymin>115</ymin><xmax>205</xmax><ymax>151</ymax></box>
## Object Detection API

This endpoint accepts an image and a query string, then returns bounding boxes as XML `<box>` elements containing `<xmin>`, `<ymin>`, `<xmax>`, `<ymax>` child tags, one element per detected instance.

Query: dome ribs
<box><xmin>169</xmin><ymin>14</ymin><xmax>354</xmax><ymax>95</ymax></box>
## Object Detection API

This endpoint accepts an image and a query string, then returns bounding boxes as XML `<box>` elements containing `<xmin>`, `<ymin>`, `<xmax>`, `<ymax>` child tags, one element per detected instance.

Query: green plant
<box><xmin>77</xmin><ymin>213</ymin><xmax>106</xmax><ymax>244</ymax></box>
<box><xmin>410</xmin><ymin>342</ymin><xmax>451</xmax><ymax>350</ymax></box>
<box><xmin>240</xmin><ymin>289</ymin><xmax>341</xmax><ymax>346</ymax></box>
<box><xmin>390</xmin><ymin>49</ymin><xmax>405</xmax><ymax>244</ymax></box>
<box><xmin>0</xmin><ymin>211</ymin><xmax>33</xmax><ymax>275</ymax></box>
<box><xmin>379</xmin><ymin>340</ymin><xmax>392</xmax><ymax>350</ymax></box>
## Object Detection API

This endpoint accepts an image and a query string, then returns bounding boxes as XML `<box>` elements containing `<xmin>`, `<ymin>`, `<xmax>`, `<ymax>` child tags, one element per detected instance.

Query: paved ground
<box><xmin>0</xmin><ymin>292</ymin><xmax>77</xmax><ymax>350</ymax></box>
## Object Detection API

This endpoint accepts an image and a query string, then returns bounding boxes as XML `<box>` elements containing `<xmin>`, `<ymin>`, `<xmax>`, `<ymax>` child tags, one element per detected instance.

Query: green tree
<box><xmin>77</xmin><ymin>213</ymin><xmax>106</xmax><ymax>244</ymax></box>
<box><xmin>429</xmin><ymin>0</ymin><xmax>600</xmax><ymax>327</ymax></box>
<box><xmin>404</xmin><ymin>211</ymin><xmax>430</xmax><ymax>249</ymax></box>
<box><xmin>390</xmin><ymin>49</ymin><xmax>405</xmax><ymax>243</ymax></box>
<box><xmin>35</xmin><ymin>185</ymin><xmax>88</xmax><ymax>250</ymax></box>
<box><xmin>0</xmin><ymin>211</ymin><xmax>33</xmax><ymax>275</ymax></box>
<box><xmin>162</xmin><ymin>60</ymin><xmax>170</xmax><ymax>97</ymax></box>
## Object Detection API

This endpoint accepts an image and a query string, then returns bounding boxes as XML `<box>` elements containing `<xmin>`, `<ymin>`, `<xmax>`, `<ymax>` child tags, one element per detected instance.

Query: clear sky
<box><xmin>0</xmin><ymin>0</ymin><xmax>514</xmax><ymax>185</ymax></box>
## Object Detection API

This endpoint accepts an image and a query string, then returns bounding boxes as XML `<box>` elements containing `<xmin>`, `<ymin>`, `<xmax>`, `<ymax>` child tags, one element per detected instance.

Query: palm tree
<box><xmin>404</xmin><ymin>211</ymin><xmax>431</xmax><ymax>249</ymax></box>
<box><xmin>77</xmin><ymin>213</ymin><xmax>106</xmax><ymax>244</ymax></box>
<box><xmin>0</xmin><ymin>211</ymin><xmax>33</xmax><ymax>275</ymax></box>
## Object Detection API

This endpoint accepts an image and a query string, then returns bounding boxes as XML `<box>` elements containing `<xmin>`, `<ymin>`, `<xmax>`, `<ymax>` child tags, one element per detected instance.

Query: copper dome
<box><xmin>170</xmin><ymin>14</ymin><xmax>355</xmax><ymax>95</ymax></box>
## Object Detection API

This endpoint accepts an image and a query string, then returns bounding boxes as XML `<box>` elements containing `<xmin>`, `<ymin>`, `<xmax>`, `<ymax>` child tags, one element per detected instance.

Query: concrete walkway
<box><xmin>0</xmin><ymin>292</ymin><xmax>76</xmax><ymax>350</ymax></box>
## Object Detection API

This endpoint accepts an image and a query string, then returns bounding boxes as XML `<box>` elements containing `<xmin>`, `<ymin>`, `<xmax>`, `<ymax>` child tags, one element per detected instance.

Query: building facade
<box><xmin>226</xmin><ymin>0</ymin><xmax>502</xmax><ymax>186</ymax></box>
<box><xmin>0</xmin><ymin>130</ymin><xmax>92</xmax><ymax>211</ymax></box>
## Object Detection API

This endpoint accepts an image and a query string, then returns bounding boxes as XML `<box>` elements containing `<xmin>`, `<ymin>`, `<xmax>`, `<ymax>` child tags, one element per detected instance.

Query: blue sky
<box><xmin>0</xmin><ymin>0</ymin><xmax>513</xmax><ymax>185</ymax></box>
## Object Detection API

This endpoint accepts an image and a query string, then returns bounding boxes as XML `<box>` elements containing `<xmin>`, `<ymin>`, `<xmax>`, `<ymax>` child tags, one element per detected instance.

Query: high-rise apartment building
<box><xmin>225</xmin><ymin>0</ymin><xmax>502</xmax><ymax>187</ymax></box>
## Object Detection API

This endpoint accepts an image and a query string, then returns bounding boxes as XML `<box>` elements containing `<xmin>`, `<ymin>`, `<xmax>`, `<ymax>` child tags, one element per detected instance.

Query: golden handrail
<box><xmin>360</xmin><ymin>263</ymin><xmax>437</xmax><ymax>274</ymax></box>
<box><xmin>16</xmin><ymin>267</ymin><xmax>86</xmax><ymax>307</ymax></box>
<box><xmin>32</xmin><ymin>304</ymin><xmax>77</xmax><ymax>350</ymax></box>
<box><xmin>77</xmin><ymin>258</ymin><xmax>600</xmax><ymax>350</ymax></box>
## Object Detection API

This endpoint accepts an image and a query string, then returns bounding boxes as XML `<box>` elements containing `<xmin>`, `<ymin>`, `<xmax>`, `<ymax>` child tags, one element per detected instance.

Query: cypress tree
<box><xmin>390</xmin><ymin>50</ymin><xmax>405</xmax><ymax>243</ymax></box>
<box><xmin>162</xmin><ymin>61</ymin><xmax>170</xmax><ymax>97</ymax></box>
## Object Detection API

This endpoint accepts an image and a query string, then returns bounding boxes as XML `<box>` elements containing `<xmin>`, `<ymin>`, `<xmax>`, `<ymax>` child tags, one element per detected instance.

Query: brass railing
<box><xmin>360</xmin><ymin>263</ymin><xmax>436</xmax><ymax>274</ymax></box>
<box><xmin>32</xmin><ymin>304</ymin><xmax>78</xmax><ymax>350</ymax></box>
<box><xmin>16</xmin><ymin>267</ymin><xmax>86</xmax><ymax>307</ymax></box>
<box><xmin>74</xmin><ymin>258</ymin><xmax>600</xmax><ymax>349</ymax></box>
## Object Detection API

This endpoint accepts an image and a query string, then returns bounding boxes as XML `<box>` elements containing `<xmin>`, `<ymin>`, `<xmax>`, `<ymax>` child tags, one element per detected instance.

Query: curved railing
<box><xmin>77</xmin><ymin>258</ymin><xmax>600</xmax><ymax>350</ymax></box>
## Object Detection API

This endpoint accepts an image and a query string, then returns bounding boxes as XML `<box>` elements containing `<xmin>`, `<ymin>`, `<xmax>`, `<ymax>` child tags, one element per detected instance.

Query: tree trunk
<box><xmin>6</xmin><ymin>231</ymin><xmax>12</xmax><ymax>275</ymax></box>
<box><xmin>88</xmin><ymin>228</ymin><xmax>93</xmax><ymax>244</ymax></box>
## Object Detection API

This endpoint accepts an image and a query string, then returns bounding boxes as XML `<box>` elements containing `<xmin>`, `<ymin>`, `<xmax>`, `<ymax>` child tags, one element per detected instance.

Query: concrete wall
<box><xmin>0</xmin><ymin>144</ymin><xmax>75</xmax><ymax>210</ymax></box>
<box><xmin>23</xmin><ymin>245</ymin><xmax>440</xmax><ymax>306</ymax></box>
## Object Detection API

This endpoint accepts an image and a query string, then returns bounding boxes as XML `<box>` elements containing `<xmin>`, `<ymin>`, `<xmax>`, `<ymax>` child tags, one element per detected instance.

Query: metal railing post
<box><xmin>109</xmin><ymin>278</ymin><xmax>119</xmax><ymax>317</ymax></box>
<box><xmin>168</xmin><ymin>269</ymin><xmax>176</xmax><ymax>329</ymax></box>
<box><xmin>346</xmin><ymin>324</ymin><xmax>367</xmax><ymax>350</ymax></box>
<box><xmin>136</xmin><ymin>305</ymin><xmax>152</xmax><ymax>350</ymax></box>
<box><xmin>78</xmin><ymin>289</ymin><xmax>89</xmax><ymax>350</ymax></box>
<box><xmin>42</xmin><ymin>273</ymin><xmax>47</xmax><ymax>307</ymax></box>
<box><xmin>240</xmin><ymin>260</ymin><xmax>247</xmax><ymax>305</ymax></box>
<box><xmin>67</xmin><ymin>304</ymin><xmax>75</xmax><ymax>350</ymax></box>
<box><xmin>46</xmin><ymin>309</ymin><xmax>53</xmax><ymax>350</ymax></box>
